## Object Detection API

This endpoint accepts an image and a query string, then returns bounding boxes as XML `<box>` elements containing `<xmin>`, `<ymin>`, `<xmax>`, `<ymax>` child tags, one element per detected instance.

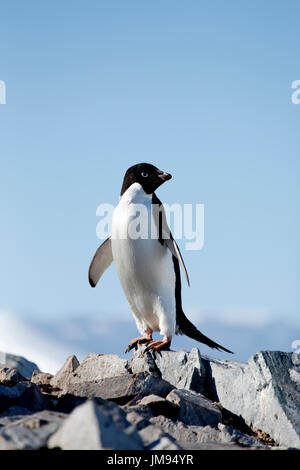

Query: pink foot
<box><xmin>144</xmin><ymin>337</ymin><xmax>171</xmax><ymax>352</ymax></box>
<box><xmin>125</xmin><ymin>331</ymin><xmax>153</xmax><ymax>353</ymax></box>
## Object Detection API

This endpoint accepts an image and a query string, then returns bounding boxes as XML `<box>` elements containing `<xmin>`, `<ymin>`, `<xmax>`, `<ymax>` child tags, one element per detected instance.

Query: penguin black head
<box><xmin>120</xmin><ymin>163</ymin><xmax>172</xmax><ymax>196</ymax></box>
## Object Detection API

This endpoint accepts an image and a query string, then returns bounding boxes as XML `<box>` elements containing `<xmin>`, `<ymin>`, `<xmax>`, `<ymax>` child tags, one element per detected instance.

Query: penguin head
<box><xmin>120</xmin><ymin>163</ymin><xmax>172</xmax><ymax>196</ymax></box>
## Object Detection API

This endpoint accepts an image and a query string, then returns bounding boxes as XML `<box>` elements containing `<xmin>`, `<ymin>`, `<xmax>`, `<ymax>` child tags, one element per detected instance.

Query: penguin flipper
<box><xmin>165</xmin><ymin>238</ymin><xmax>190</xmax><ymax>287</ymax></box>
<box><xmin>88</xmin><ymin>237</ymin><xmax>113</xmax><ymax>287</ymax></box>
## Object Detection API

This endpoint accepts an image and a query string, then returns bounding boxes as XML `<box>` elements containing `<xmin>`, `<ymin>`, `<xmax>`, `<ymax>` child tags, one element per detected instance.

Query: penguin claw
<box><xmin>151</xmin><ymin>348</ymin><xmax>162</xmax><ymax>358</ymax></box>
<box><xmin>125</xmin><ymin>337</ymin><xmax>152</xmax><ymax>353</ymax></box>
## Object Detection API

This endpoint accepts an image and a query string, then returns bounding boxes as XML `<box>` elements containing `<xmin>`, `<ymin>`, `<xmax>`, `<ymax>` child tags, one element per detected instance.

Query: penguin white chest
<box><xmin>111</xmin><ymin>183</ymin><xmax>176</xmax><ymax>336</ymax></box>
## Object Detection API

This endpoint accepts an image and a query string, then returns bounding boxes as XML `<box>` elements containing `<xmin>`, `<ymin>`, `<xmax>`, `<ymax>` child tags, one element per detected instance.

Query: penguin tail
<box><xmin>176</xmin><ymin>309</ymin><xmax>233</xmax><ymax>354</ymax></box>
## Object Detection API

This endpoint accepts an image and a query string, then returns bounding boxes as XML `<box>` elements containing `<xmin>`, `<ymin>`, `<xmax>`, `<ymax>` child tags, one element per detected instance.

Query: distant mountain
<box><xmin>0</xmin><ymin>310</ymin><xmax>298</xmax><ymax>374</ymax></box>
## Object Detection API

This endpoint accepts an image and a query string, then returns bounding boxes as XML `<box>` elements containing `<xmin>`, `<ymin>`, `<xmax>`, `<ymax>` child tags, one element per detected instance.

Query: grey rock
<box><xmin>204</xmin><ymin>350</ymin><xmax>300</xmax><ymax>448</ymax></box>
<box><xmin>31</xmin><ymin>370</ymin><xmax>54</xmax><ymax>390</ymax></box>
<box><xmin>0</xmin><ymin>368</ymin><xmax>27</xmax><ymax>386</ymax></box>
<box><xmin>0</xmin><ymin>426</ymin><xmax>43</xmax><ymax>450</ymax></box>
<box><xmin>0</xmin><ymin>348</ymin><xmax>296</xmax><ymax>451</ymax></box>
<box><xmin>138</xmin><ymin>394</ymin><xmax>165</xmax><ymax>406</ymax></box>
<box><xmin>60</xmin><ymin>372</ymin><xmax>174</xmax><ymax>402</ymax></box>
<box><xmin>52</xmin><ymin>394</ymin><xmax>88</xmax><ymax>413</ymax></box>
<box><xmin>130</xmin><ymin>347</ymin><xmax>159</xmax><ymax>375</ymax></box>
<box><xmin>0</xmin><ymin>382</ymin><xmax>50</xmax><ymax>414</ymax></box>
<box><xmin>0</xmin><ymin>410</ymin><xmax>32</xmax><ymax>426</ymax></box>
<box><xmin>150</xmin><ymin>436</ymin><xmax>182</xmax><ymax>450</ymax></box>
<box><xmin>131</xmin><ymin>346</ymin><xmax>206</xmax><ymax>394</ymax></box>
<box><xmin>4</xmin><ymin>410</ymin><xmax>67</xmax><ymax>430</ymax></box>
<box><xmin>122</xmin><ymin>403</ymin><xmax>153</xmax><ymax>430</ymax></box>
<box><xmin>213</xmin><ymin>401</ymin><xmax>254</xmax><ymax>436</ymax></box>
<box><xmin>50</xmin><ymin>355</ymin><xmax>80</xmax><ymax>389</ymax></box>
<box><xmin>0</xmin><ymin>410</ymin><xmax>67</xmax><ymax>449</ymax></box>
<box><xmin>138</xmin><ymin>424</ymin><xmax>164</xmax><ymax>447</ymax></box>
<box><xmin>48</xmin><ymin>399</ymin><xmax>143</xmax><ymax>450</ymax></box>
<box><xmin>150</xmin><ymin>416</ymin><xmax>264</xmax><ymax>450</ymax></box>
<box><xmin>138</xmin><ymin>394</ymin><xmax>179</xmax><ymax>420</ymax></box>
<box><xmin>67</xmin><ymin>353</ymin><xmax>129</xmax><ymax>383</ymax></box>
<box><xmin>150</xmin><ymin>415</ymin><xmax>220</xmax><ymax>446</ymax></box>
<box><xmin>181</xmin><ymin>441</ymin><xmax>256</xmax><ymax>450</ymax></box>
<box><xmin>166</xmin><ymin>389</ymin><xmax>222</xmax><ymax>427</ymax></box>
<box><xmin>153</xmin><ymin>348</ymin><xmax>207</xmax><ymax>393</ymax></box>
<box><xmin>125</xmin><ymin>411</ymin><xmax>151</xmax><ymax>431</ymax></box>
<box><xmin>23</xmin><ymin>410</ymin><xmax>67</xmax><ymax>444</ymax></box>
<box><xmin>0</xmin><ymin>353</ymin><xmax>39</xmax><ymax>379</ymax></box>
<box><xmin>218</xmin><ymin>423</ymin><xmax>265</xmax><ymax>448</ymax></box>
<box><xmin>138</xmin><ymin>423</ymin><xmax>178</xmax><ymax>449</ymax></box>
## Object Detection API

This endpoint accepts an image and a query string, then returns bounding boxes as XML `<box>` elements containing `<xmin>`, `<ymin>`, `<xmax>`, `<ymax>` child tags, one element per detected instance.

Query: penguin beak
<box><xmin>158</xmin><ymin>171</ymin><xmax>172</xmax><ymax>181</ymax></box>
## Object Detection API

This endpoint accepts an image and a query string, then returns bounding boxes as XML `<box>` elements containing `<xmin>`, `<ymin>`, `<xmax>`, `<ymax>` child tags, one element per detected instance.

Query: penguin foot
<box><xmin>144</xmin><ymin>338</ymin><xmax>171</xmax><ymax>352</ymax></box>
<box><xmin>125</xmin><ymin>336</ymin><xmax>152</xmax><ymax>353</ymax></box>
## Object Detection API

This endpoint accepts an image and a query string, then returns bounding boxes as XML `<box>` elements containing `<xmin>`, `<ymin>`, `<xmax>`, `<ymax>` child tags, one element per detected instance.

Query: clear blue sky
<box><xmin>0</xmin><ymin>1</ymin><xmax>299</xmax><ymax>330</ymax></box>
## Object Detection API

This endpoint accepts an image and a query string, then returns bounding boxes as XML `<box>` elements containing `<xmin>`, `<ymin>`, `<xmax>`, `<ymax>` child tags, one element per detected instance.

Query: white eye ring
<box><xmin>141</xmin><ymin>172</ymin><xmax>148</xmax><ymax>177</ymax></box>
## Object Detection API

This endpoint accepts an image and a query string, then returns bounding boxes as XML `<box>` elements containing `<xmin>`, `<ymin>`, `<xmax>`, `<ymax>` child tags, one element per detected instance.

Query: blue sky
<box><xmin>0</xmin><ymin>0</ymin><xmax>299</xmax><ymax>342</ymax></box>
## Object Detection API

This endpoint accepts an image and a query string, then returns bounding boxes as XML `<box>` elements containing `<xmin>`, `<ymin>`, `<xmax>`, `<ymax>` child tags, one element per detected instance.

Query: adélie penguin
<box><xmin>89</xmin><ymin>163</ymin><xmax>233</xmax><ymax>354</ymax></box>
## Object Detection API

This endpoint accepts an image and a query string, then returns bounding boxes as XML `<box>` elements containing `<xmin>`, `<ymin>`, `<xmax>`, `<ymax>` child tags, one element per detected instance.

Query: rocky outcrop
<box><xmin>0</xmin><ymin>347</ymin><xmax>299</xmax><ymax>450</ymax></box>
<box><xmin>203</xmin><ymin>350</ymin><xmax>300</xmax><ymax>448</ymax></box>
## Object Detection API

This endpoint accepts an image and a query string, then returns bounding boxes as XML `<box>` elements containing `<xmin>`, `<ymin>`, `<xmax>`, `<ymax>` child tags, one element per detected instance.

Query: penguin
<box><xmin>89</xmin><ymin>163</ymin><xmax>233</xmax><ymax>354</ymax></box>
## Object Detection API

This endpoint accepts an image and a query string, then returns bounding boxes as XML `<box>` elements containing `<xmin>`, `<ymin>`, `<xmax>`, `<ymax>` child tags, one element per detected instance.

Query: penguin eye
<box><xmin>141</xmin><ymin>172</ymin><xmax>148</xmax><ymax>177</ymax></box>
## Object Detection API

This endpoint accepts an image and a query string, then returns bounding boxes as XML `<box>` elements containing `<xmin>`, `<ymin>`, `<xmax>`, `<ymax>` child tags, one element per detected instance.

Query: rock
<box><xmin>66</xmin><ymin>353</ymin><xmax>129</xmax><ymax>384</ymax></box>
<box><xmin>0</xmin><ymin>348</ymin><xmax>297</xmax><ymax>450</ymax></box>
<box><xmin>0</xmin><ymin>368</ymin><xmax>27</xmax><ymax>386</ymax></box>
<box><xmin>150</xmin><ymin>415</ymin><xmax>219</xmax><ymax>447</ymax></box>
<box><xmin>60</xmin><ymin>372</ymin><xmax>174</xmax><ymax>403</ymax></box>
<box><xmin>137</xmin><ymin>423</ymin><xmax>163</xmax><ymax>447</ymax></box>
<box><xmin>50</xmin><ymin>353</ymin><xmax>131</xmax><ymax>393</ymax></box>
<box><xmin>150</xmin><ymin>436</ymin><xmax>182</xmax><ymax>450</ymax></box>
<box><xmin>0</xmin><ymin>426</ymin><xmax>43</xmax><ymax>450</ymax></box>
<box><xmin>49</xmin><ymin>355</ymin><xmax>80</xmax><ymax>390</ymax></box>
<box><xmin>150</xmin><ymin>416</ymin><xmax>265</xmax><ymax>450</ymax></box>
<box><xmin>131</xmin><ymin>346</ymin><xmax>206</xmax><ymax>394</ymax></box>
<box><xmin>153</xmin><ymin>348</ymin><xmax>206</xmax><ymax>393</ymax></box>
<box><xmin>0</xmin><ymin>410</ymin><xmax>32</xmax><ymax>426</ymax></box>
<box><xmin>125</xmin><ymin>410</ymin><xmax>151</xmax><ymax>431</ymax></box>
<box><xmin>0</xmin><ymin>382</ymin><xmax>50</xmax><ymax>415</ymax></box>
<box><xmin>31</xmin><ymin>370</ymin><xmax>54</xmax><ymax>393</ymax></box>
<box><xmin>0</xmin><ymin>410</ymin><xmax>67</xmax><ymax>450</ymax></box>
<box><xmin>204</xmin><ymin>351</ymin><xmax>300</xmax><ymax>448</ymax></box>
<box><xmin>52</xmin><ymin>394</ymin><xmax>88</xmax><ymax>414</ymax></box>
<box><xmin>138</xmin><ymin>423</ymin><xmax>177</xmax><ymax>449</ymax></box>
<box><xmin>48</xmin><ymin>399</ymin><xmax>143</xmax><ymax>450</ymax></box>
<box><xmin>138</xmin><ymin>394</ymin><xmax>179</xmax><ymax>420</ymax></box>
<box><xmin>166</xmin><ymin>389</ymin><xmax>222</xmax><ymax>427</ymax></box>
<box><xmin>217</xmin><ymin>423</ymin><xmax>265</xmax><ymax>448</ymax></box>
<box><xmin>130</xmin><ymin>348</ymin><xmax>160</xmax><ymax>375</ymax></box>
<box><xmin>0</xmin><ymin>410</ymin><xmax>66</xmax><ymax>450</ymax></box>
<box><xmin>214</xmin><ymin>402</ymin><xmax>253</xmax><ymax>436</ymax></box>
<box><xmin>122</xmin><ymin>399</ymin><xmax>154</xmax><ymax>430</ymax></box>
<box><xmin>0</xmin><ymin>353</ymin><xmax>39</xmax><ymax>379</ymax></box>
